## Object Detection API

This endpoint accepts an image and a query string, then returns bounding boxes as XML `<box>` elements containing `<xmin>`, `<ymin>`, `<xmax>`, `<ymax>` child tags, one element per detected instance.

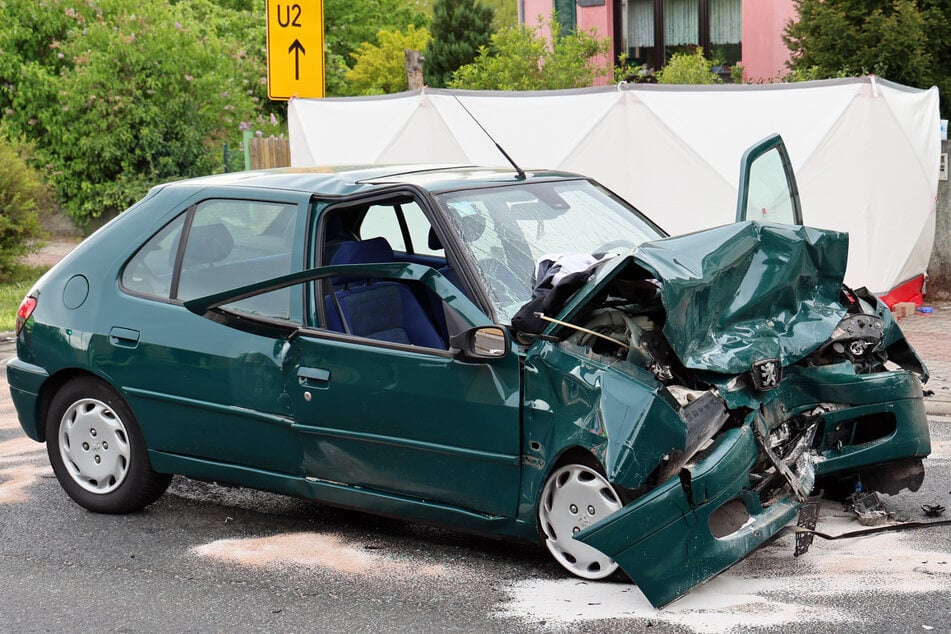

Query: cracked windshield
<box><xmin>436</xmin><ymin>180</ymin><xmax>664</xmax><ymax>323</ymax></box>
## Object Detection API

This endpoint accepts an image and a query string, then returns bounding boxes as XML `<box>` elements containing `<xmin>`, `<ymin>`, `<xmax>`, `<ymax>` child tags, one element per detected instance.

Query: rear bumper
<box><xmin>575</xmin><ymin>425</ymin><xmax>803</xmax><ymax>608</ymax></box>
<box><xmin>6</xmin><ymin>357</ymin><xmax>48</xmax><ymax>442</ymax></box>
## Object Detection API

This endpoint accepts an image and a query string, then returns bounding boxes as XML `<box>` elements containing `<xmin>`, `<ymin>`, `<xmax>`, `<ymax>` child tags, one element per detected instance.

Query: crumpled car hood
<box><xmin>612</xmin><ymin>221</ymin><xmax>849</xmax><ymax>374</ymax></box>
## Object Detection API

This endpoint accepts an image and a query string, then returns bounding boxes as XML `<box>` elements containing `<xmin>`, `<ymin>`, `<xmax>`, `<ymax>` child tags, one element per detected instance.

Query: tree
<box><xmin>324</xmin><ymin>0</ymin><xmax>429</xmax><ymax>96</ymax></box>
<box><xmin>447</xmin><ymin>16</ymin><xmax>611</xmax><ymax>90</ymax></box>
<box><xmin>346</xmin><ymin>26</ymin><xmax>432</xmax><ymax>95</ymax></box>
<box><xmin>784</xmin><ymin>0</ymin><xmax>951</xmax><ymax>117</ymax></box>
<box><xmin>0</xmin><ymin>0</ymin><xmax>280</xmax><ymax>227</ymax></box>
<box><xmin>424</xmin><ymin>0</ymin><xmax>494</xmax><ymax>88</ymax></box>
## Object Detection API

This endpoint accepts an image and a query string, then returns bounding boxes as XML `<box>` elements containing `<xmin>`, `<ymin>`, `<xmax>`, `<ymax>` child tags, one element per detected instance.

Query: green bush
<box><xmin>346</xmin><ymin>25</ymin><xmax>432</xmax><ymax>95</ymax></box>
<box><xmin>785</xmin><ymin>0</ymin><xmax>951</xmax><ymax>118</ymax></box>
<box><xmin>0</xmin><ymin>128</ymin><xmax>49</xmax><ymax>282</ymax></box>
<box><xmin>0</xmin><ymin>0</ymin><xmax>276</xmax><ymax>228</ymax></box>
<box><xmin>655</xmin><ymin>48</ymin><xmax>721</xmax><ymax>84</ymax></box>
<box><xmin>448</xmin><ymin>16</ymin><xmax>611</xmax><ymax>90</ymax></box>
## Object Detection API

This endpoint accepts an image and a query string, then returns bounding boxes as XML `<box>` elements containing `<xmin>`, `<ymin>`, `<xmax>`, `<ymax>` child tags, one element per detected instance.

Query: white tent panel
<box><xmin>375</xmin><ymin>96</ymin><xmax>471</xmax><ymax>164</ymax></box>
<box><xmin>631</xmin><ymin>83</ymin><xmax>861</xmax><ymax>187</ymax></box>
<box><xmin>287</xmin><ymin>78</ymin><xmax>940</xmax><ymax>297</ymax></box>
<box><xmin>559</xmin><ymin>91</ymin><xmax>737</xmax><ymax>236</ymax></box>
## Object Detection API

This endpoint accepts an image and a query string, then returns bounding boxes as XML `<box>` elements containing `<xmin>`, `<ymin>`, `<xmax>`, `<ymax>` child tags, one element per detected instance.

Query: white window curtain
<box><xmin>664</xmin><ymin>0</ymin><xmax>699</xmax><ymax>46</ymax></box>
<box><xmin>629</xmin><ymin>0</ymin><xmax>655</xmax><ymax>47</ymax></box>
<box><xmin>710</xmin><ymin>0</ymin><xmax>741</xmax><ymax>44</ymax></box>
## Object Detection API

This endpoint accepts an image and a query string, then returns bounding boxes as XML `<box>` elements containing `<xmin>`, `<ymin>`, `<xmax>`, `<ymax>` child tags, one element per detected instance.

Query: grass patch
<box><xmin>0</xmin><ymin>264</ymin><xmax>50</xmax><ymax>332</ymax></box>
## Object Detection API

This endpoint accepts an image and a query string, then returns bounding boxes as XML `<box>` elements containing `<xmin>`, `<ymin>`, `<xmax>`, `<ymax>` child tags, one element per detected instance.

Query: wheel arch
<box><xmin>532</xmin><ymin>444</ymin><xmax>608</xmax><ymax>535</ymax></box>
<box><xmin>36</xmin><ymin>368</ymin><xmax>114</xmax><ymax>442</ymax></box>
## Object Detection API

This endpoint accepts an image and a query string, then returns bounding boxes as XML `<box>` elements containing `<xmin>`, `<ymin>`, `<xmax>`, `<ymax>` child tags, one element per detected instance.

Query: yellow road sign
<box><xmin>266</xmin><ymin>0</ymin><xmax>324</xmax><ymax>100</ymax></box>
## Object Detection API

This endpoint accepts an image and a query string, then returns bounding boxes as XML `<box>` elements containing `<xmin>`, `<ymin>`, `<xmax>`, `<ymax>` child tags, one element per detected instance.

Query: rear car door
<box><xmin>109</xmin><ymin>192</ymin><xmax>309</xmax><ymax>476</ymax></box>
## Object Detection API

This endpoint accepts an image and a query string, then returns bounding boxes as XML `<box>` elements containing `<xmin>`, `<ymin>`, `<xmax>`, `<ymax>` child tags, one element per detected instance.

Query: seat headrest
<box><xmin>182</xmin><ymin>223</ymin><xmax>234</xmax><ymax>267</ymax></box>
<box><xmin>330</xmin><ymin>237</ymin><xmax>394</xmax><ymax>266</ymax></box>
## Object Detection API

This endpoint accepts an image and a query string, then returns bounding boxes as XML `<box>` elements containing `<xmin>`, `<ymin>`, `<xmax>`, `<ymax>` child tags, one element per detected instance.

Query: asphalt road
<box><xmin>1</xmin><ymin>360</ymin><xmax>949</xmax><ymax>633</ymax></box>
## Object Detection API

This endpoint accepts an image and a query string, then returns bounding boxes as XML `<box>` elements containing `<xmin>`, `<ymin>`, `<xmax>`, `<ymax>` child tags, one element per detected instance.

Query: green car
<box><xmin>8</xmin><ymin>136</ymin><xmax>929</xmax><ymax>607</ymax></box>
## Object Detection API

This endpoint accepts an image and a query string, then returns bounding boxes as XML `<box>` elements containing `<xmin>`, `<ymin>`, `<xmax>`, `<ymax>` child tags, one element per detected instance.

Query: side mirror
<box><xmin>450</xmin><ymin>326</ymin><xmax>510</xmax><ymax>360</ymax></box>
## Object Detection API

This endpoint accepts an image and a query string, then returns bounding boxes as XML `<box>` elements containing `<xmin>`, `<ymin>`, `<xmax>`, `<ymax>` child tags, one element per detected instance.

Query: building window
<box><xmin>621</xmin><ymin>0</ymin><xmax>741</xmax><ymax>72</ymax></box>
<box><xmin>554</xmin><ymin>0</ymin><xmax>577</xmax><ymax>35</ymax></box>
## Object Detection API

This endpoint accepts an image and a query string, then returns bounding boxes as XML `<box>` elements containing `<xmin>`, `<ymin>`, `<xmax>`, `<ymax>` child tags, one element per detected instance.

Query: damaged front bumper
<box><xmin>575</xmin><ymin>422</ymin><xmax>812</xmax><ymax>608</ymax></box>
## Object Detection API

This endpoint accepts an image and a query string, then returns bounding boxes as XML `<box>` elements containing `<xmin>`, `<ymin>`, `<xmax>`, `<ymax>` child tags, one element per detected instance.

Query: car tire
<box><xmin>46</xmin><ymin>377</ymin><xmax>171</xmax><ymax>513</ymax></box>
<box><xmin>537</xmin><ymin>457</ymin><xmax>624</xmax><ymax>580</ymax></box>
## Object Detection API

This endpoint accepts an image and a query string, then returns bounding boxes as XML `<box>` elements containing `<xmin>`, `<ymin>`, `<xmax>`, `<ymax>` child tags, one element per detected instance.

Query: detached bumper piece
<box><xmin>575</xmin><ymin>424</ymin><xmax>814</xmax><ymax>608</ymax></box>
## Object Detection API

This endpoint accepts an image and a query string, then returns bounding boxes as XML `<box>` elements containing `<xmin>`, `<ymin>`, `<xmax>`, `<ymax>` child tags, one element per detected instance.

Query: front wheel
<box><xmin>46</xmin><ymin>377</ymin><xmax>171</xmax><ymax>513</ymax></box>
<box><xmin>538</xmin><ymin>462</ymin><xmax>624</xmax><ymax>580</ymax></box>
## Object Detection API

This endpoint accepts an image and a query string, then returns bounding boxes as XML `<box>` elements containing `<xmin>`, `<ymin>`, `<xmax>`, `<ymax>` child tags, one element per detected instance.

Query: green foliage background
<box><xmin>0</xmin><ymin>127</ymin><xmax>49</xmax><ymax>281</ymax></box>
<box><xmin>655</xmin><ymin>48</ymin><xmax>720</xmax><ymax>84</ymax></box>
<box><xmin>346</xmin><ymin>26</ymin><xmax>432</xmax><ymax>95</ymax></box>
<box><xmin>448</xmin><ymin>17</ymin><xmax>610</xmax><ymax>90</ymax></box>
<box><xmin>425</xmin><ymin>0</ymin><xmax>494</xmax><ymax>88</ymax></box>
<box><xmin>785</xmin><ymin>0</ymin><xmax>951</xmax><ymax>117</ymax></box>
<box><xmin>0</xmin><ymin>0</ymin><xmax>280</xmax><ymax>227</ymax></box>
<box><xmin>323</xmin><ymin>0</ymin><xmax>429</xmax><ymax>96</ymax></box>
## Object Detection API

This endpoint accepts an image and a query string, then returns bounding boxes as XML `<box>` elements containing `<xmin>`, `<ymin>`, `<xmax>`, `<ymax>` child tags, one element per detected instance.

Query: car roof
<box><xmin>156</xmin><ymin>165</ymin><xmax>587</xmax><ymax>197</ymax></box>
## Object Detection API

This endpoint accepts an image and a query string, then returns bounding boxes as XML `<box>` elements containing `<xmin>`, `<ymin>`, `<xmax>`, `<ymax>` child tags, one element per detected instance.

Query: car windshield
<box><xmin>435</xmin><ymin>179</ymin><xmax>664</xmax><ymax>323</ymax></box>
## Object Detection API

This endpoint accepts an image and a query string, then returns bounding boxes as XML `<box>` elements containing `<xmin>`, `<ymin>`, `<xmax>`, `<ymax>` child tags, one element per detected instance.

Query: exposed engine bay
<box><xmin>528</xmin><ymin>256</ymin><xmax>926</xmax><ymax>509</ymax></box>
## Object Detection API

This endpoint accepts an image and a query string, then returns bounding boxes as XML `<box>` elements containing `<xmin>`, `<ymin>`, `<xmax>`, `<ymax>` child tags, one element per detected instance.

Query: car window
<box><xmin>122</xmin><ymin>214</ymin><xmax>187</xmax><ymax>299</ymax></box>
<box><xmin>314</xmin><ymin>197</ymin><xmax>452</xmax><ymax>348</ymax></box>
<box><xmin>122</xmin><ymin>199</ymin><xmax>300</xmax><ymax>322</ymax></box>
<box><xmin>358</xmin><ymin>200</ymin><xmax>441</xmax><ymax>257</ymax></box>
<box><xmin>741</xmin><ymin>147</ymin><xmax>796</xmax><ymax>223</ymax></box>
<box><xmin>735</xmin><ymin>134</ymin><xmax>802</xmax><ymax>225</ymax></box>
<box><xmin>436</xmin><ymin>180</ymin><xmax>663</xmax><ymax>323</ymax></box>
<box><xmin>177</xmin><ymin>199</ymin><xmax>298</xmax><ymax>320</ymax></box>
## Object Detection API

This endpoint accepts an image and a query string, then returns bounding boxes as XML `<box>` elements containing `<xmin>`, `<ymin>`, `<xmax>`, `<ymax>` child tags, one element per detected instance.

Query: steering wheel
<box><xmin>593</xmin><ymin>239</ymin><xmax>636</xmax><ymax>254</ymax></box>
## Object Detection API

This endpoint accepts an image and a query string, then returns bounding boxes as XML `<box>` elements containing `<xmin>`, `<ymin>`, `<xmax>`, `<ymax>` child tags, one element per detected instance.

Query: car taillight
<box><xmin>15</xmin><ymin>296</ymin><xmax>37</xmax><ymax>336</ymax></box>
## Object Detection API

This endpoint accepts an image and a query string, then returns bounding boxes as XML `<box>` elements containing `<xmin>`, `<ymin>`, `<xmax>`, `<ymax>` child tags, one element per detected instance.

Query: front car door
<box><xmin>299</xmin><ymin>190</ymin><xmax>522</xmax><ymax>517</ymax></box>
<box><xmin>187</xmin><ymin>262</ymin><xmax>523</xmax><ymax>518</ymax></box>
<box><xmin>735</xmin><ymin>133</ymin><xmax>803</xmax><ymax>224</ymax></box>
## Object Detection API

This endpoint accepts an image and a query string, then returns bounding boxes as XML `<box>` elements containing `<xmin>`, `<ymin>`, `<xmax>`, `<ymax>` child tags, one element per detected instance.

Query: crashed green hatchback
<box><xmin>8</xmin><ymin>136</ymin><xmax>929</xmax><ymax>607</ymax></box>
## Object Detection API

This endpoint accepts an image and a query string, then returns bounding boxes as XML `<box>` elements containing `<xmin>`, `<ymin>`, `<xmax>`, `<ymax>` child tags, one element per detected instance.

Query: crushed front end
<box><xmin>521</xmin><ymin>221</ymin><xmax>930</xmax><ymax>607</ymax></box>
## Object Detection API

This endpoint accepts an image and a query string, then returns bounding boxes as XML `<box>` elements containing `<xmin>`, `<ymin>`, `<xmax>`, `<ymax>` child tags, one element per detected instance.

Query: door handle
<box><xmin>109</xmin><ymin>326</ymin><xmax>140</xmax><ymax>349</ymax></box>
<box><xmin>298</xmin><ymin>367</ymin><xmax>331</xmax><ymax>388</ymax></box>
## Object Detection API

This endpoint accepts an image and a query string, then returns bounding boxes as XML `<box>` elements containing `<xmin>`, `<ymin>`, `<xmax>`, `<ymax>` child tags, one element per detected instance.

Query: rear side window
<box><xmin>122</xmin><ymin>215</ymin><xmax>186</xmax><ymax>299</ymax></box>
<box><xmin>122</xmin><ymin>199</ymin><xmax>300</xmax><ymax>321</ymax></box>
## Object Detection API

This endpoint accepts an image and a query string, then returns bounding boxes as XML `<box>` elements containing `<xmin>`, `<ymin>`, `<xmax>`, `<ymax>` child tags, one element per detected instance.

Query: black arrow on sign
<box><xmin>288</xmin><ymin>39</ymin><xmax>305</xmax><ymax>80</ymax></box>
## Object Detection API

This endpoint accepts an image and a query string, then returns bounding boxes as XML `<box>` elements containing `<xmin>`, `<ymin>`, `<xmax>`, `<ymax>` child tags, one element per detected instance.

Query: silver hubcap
<box><xmin>539</xmin><ymin>464</ymin><xmax>622</xmax><ymax>579</ymax></box>
<box><xmin>58</xmin><ymin>398</ymin><xmax>131</xmax><ymax>494</ymax></box>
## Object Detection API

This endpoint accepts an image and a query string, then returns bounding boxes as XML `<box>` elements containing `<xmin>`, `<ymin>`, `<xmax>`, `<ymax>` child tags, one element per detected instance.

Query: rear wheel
<box><xmin>538</xmin><ymin>461</ymin><xmax>624</xmax><ymax>579</ymax></box>
<box><xmin>46</xmin><ymin>377</ymin><xmax>171</xmax><ymax>513</ymax></box>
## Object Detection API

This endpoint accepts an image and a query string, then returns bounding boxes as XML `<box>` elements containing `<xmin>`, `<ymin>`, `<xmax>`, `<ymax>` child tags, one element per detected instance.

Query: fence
<box><xmin>247</xmin><ymin>136</ymin><xmax>290</xmax><ymax>170</ymax></box>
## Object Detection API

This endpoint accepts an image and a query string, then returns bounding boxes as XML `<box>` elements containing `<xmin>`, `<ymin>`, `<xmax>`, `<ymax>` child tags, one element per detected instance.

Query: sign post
<box><xmin>266</xmin><ymin>0</ymin><xmax>324</xmax><ymax>100</ymax></box>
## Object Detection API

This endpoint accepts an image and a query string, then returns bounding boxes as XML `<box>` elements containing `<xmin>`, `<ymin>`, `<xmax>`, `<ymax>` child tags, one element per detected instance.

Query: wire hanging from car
<box><xmin>452</xmin><ymin>95</ymin><xmax>526</xmax><ymax>180</ymax></box>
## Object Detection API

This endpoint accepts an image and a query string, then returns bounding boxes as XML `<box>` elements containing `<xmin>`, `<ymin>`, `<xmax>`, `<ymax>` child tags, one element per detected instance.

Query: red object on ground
<box><xmin>879</xmin><ymin>274</ymin><xmax>925</xmax><ymax>309</ymax></box>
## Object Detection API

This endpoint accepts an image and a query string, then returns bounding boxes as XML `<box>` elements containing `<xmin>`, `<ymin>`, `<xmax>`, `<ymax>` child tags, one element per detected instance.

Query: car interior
<box><xmin>317</xmin><ymin>198</ymin><xmax>465</xmax><ymax>350</ymax></box>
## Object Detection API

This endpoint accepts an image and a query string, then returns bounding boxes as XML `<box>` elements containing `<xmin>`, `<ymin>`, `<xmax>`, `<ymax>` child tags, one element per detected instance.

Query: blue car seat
<box><xmin>324</xmin><ymin>237</ymin><xmax>445</xmax><ymax>348</ymax></box>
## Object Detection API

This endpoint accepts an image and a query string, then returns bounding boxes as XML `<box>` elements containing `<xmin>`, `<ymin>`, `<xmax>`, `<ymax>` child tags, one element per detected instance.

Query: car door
<box><xmin>735</xmin><ymin>133</ymin><xmax>803</xmax><ymax>224</ymax></box>
<box><xmin>186</xmin><ymin>260</ymin><xmax>523</xmax><ymax>517</ymax></box>
<box><xmin>108</xmin><ymin>192</ymin><xmax>310</xmax><ymax>476</ymax></box>
<box><xmin>295</xmin><ymin>193</ymin><xmax>521</xmax><ymax>516</ymax></box>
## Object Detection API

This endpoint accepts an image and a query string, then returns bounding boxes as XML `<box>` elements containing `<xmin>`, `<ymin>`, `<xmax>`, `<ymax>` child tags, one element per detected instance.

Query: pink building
<box><xmin>520</xmin><ymin>0</ymin><xmax>797</xmax><ymax>82</ymax></box>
